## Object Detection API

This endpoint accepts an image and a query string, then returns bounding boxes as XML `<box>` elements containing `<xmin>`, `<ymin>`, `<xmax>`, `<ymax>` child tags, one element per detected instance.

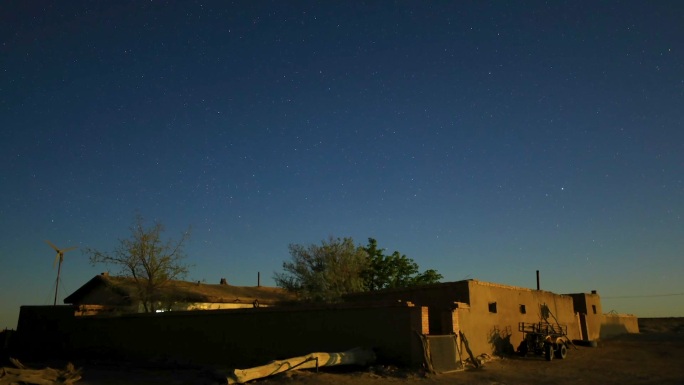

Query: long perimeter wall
<box><xmin>17</xmin><ymin>304</ymin><xmax>425</xmax><ymax>368</ymax></box>
<box><xmin>600</xmin><ymin>313</ymin><xmax>639</xmax><ymax>338</ymax></box>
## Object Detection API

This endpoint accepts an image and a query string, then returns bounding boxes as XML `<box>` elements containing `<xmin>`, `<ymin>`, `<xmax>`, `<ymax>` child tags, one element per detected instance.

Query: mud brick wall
<box><xmin>17</xmin><ymin>304</ymin><xmax>426</xmax><ymax>368</ymax></box>
<box><xmin>600</xmin><ymin>313</ymin><xmax>639</xmax><ymax>338</ymax></box>
<box><xmin>457</xmin><ymin>281</ymin><xmax>580</xmax><ymax>356</ymax></box>
<box><xmin>16</xmin><ymin>306</ymin><xmax>76</xmax><ymax>359</ymax></box>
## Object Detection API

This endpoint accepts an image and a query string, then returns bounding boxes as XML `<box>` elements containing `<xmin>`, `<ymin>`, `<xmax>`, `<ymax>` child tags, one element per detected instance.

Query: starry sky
<box><xmin>1</xmin><ymin>1</ymin><xmax>683</xmax><ymax>329</ymax></box>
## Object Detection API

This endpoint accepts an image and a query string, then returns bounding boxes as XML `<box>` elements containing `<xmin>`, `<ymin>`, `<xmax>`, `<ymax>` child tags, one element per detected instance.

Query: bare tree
<box><xmin>85</xmin><ymin>214</ymin><xmax>191</xmax><ymax>312</ymax></box>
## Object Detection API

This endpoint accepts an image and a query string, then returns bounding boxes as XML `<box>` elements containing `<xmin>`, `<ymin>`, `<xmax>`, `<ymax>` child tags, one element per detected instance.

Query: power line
<box><xmin>603</xmin><ymin>292</ymin><xmax>684</xmax><ymax>299</ymax></box>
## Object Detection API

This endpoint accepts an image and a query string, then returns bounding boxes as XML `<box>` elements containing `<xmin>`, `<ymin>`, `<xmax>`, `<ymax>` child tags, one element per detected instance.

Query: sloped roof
<box><xmin>64</xmin><ymin>274</ymin><xmax>294</xmax><ymax>305</ymax></box>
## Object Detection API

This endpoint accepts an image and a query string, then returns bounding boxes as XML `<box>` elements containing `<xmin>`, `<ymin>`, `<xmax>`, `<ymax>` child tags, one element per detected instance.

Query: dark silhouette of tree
<box><xmin>362</xmin><ymin>238</ymin><xmax>442</xmax><ymax>290</ymax></box>
<box><xmin>84</xmin><ymin>214</ymin><xmax>191</xmax><ymax>312</ymax></box>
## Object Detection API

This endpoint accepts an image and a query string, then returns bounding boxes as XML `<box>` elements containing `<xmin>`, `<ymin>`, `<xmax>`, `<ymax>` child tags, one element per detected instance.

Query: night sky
<box><xmin>1</xmin><ymin>1</ymin><xmax>683</xmax><ymax>329</ymax></box>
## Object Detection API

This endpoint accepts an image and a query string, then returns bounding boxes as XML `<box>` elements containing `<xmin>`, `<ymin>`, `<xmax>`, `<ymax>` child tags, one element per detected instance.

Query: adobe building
<box><xmin>14</xmin><ymin>277</ymin><xmax>636</xmax><ymax>368</ymax></box>
<box><xmin>344</xmin><ymin>279</ymin><xmax>604</xmax><ymax>355</ymax></box>
<box><xmin>64</xmin><ymin>273</ymin><xmax>294</xmax><ymax>315</ymax></box>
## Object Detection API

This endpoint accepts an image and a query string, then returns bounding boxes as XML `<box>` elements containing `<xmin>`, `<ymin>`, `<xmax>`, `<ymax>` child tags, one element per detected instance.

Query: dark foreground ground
<box><xmin>7</xmin><ymin>318</ymin><xmax>684</xmax><ymax>385</ymax></box>
<box><xmin>82</xmin><ymin>321</ymin><xmax>684</xmax><ymax>385</ymax></box>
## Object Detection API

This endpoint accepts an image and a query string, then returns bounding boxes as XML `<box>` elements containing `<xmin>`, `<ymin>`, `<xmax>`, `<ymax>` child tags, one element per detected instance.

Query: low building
<box><xmin>16</xmin><ymin>277</ymin><xmax>637</xmax><ymax>367</ymax></box>
<box><xmin>344</xmin><ymin>279</ymin><xmax>604</xmax><ymax>355</ymax></box>
<box><xmin>64</xmin><ymin>273</ymin><xmax>293</xmax><ymax>315</ymax></box>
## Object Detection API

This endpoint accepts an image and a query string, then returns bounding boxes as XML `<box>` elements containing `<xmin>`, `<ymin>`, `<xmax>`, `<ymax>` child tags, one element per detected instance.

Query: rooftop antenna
<box><xmin>45</xmin><ymin>240</ymin><xmax>77</xmax><ymax>305</ymax></box>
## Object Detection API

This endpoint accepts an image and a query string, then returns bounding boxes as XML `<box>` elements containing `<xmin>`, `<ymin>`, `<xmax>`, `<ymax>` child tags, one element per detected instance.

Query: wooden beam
<box><xmin>227</xmin><ymin>347</ymin><xmax>376</xmax><ymax>384</ymax></box>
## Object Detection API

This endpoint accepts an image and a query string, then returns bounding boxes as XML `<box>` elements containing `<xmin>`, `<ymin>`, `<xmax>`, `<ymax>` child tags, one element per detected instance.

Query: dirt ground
<box><xmin>71</xmin><ymin>329</ymin><xmax>684</xmax><ymax>385</ymax></box>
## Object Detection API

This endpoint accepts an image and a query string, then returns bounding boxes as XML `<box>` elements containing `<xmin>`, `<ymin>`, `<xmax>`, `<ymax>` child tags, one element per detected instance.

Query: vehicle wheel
<box><xmin>545</xmin><ymin>343</ymin><xmax>554</xmax><ymax>361</ymax></box>
<box><xmin>555</xmin><ymin>343</ymin><xmax>568</xmax><ymax>359</ymax></box>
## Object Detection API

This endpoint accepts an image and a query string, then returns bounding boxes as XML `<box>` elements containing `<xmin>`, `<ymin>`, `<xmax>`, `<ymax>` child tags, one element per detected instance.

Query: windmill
<box><xmin>45</xmin><ymin>240</ymin><xmax>77</xmax><ymax>306</ymax></box>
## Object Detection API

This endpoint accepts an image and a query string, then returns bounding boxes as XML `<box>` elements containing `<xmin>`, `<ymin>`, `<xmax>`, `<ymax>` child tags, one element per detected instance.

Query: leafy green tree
<box><xmin>84</xmin><ymin>214</ymin><xmax>191</xmax><ymax>312</ymax></box>
<box><xmin>361</xmin><ymin>238</ymin><xmax>442</xmax><ymax>290</ymax></box>
<box><xmin>274</xmin><ymin>236</ymin><xmax>368</xmax><ymax>302</ymax></box>
<box><xmin>274</xmin><ymin>237</ymin><xmax>443</xmax><ymax>302</ymax></box>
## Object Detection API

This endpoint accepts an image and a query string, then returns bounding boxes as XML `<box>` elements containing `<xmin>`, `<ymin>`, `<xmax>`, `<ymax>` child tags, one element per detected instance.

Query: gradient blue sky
<box><xmin>1</xmin><ymin>1</ymin><xmax>683</xmax><ymax>329</ymax></box>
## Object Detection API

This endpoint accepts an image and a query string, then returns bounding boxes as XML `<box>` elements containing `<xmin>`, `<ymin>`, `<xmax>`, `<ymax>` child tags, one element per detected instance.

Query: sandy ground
<box><xmin>68</xmin><ymin>330</ymin><xmax>684</xmax><ymax>385</ymax></box>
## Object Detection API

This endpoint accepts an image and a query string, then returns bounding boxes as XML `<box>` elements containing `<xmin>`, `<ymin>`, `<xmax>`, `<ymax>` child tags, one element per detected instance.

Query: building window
<box><xmin>488</xmin><ymin>302</ymin><xmax>497</xmax><ymax>313</ymax></box>
<box><xmin>520</xmin><ymin>304</ymin><xmax>526</xmax><ymax>314</ymax></box>
<box><xmin>592</xmin><ymin>305</ymin><xmax>597</xmax><ymax>314</ymax></box>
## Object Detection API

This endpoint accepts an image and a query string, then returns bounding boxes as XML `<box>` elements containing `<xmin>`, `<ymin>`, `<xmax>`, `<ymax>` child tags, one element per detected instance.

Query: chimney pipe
<box><xmin>536</xmin><ymin>270</ymin><xmax>540</xmax><ymax>290</ymax></box>
<box><xmin>258</xmin><ymin>271</ymin><xmax>261</xmax><ymax>287</ymax></box>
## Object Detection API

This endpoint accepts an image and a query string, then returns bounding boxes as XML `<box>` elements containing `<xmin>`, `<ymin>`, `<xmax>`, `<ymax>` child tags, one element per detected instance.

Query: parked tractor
<box><xmin>517</xmin><ymin>322</ymin><xmax>570</xmax><ymax>361</ymax></box>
